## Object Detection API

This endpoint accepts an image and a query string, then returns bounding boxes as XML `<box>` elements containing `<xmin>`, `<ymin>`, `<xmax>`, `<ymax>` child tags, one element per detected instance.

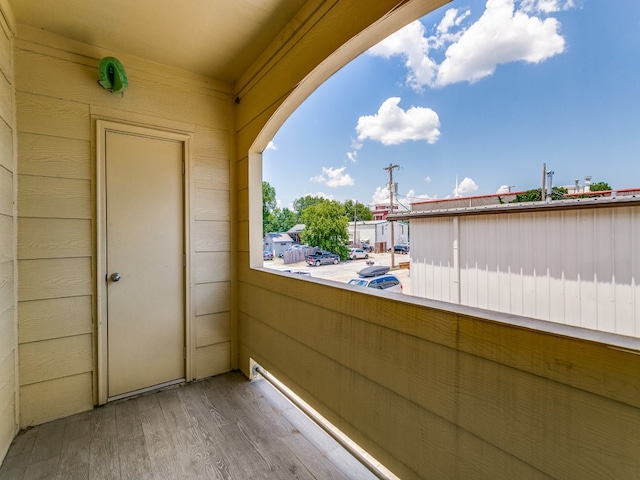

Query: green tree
<box><xmin>589</xmin><ymin>181</ymin><xmax>612</xmax><ymax>192</ymax></box>
<box><xmin>343</xmin><ymin>199</ymin><xmax>373</xmax><ymax>221</ymax></box>
<box><xmin>271</xmin><ymin>207</ymin><xmax>298</xmax><ymax>233</ymax></box>
<box><xmin>300</xmin><ymin>200</ymin><xmax>349</xmax><ymax>259</ymax></box>
<box><xmin>293</xmin><ymin>195</ymin><xmax>324</xmax><ymax>216</ymax></box>
<box><xmin>262</xmin><ymin>181</ymin><xmax>277</xmax><ymax>235</ymax></box>
<box><xmin>512</xmin><ymin>186</ymin><xmax>568</xmax><ymax>203</ymax></box>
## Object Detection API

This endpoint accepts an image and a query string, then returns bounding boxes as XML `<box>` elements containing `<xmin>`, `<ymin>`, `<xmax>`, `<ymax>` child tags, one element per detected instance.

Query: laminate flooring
<box><xmin>0</xmin><ymin>371</ymin><xmax>378</xmax><ymax>479</ymax></box>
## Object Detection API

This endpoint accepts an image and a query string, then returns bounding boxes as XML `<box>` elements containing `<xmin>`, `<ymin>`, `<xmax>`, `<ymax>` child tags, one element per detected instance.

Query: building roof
<box><xmin>287</xmin><ymin>224</ymin><xmax>305</xmax><ymax>233</ymax></box>
<box><xmin>264</xmin><ymin>233</ymin><xmax>294</xmax><ymax>243</ymax></box>
<box><xmin>410</xmin><ymin>191</ymin><xmax>524</xmax><ymax>212</ymax></box>
<box><xmin>348</xmin><ymin>220</ymin><xmax>387</xmax><ymax>226</ymax></box>
<box><xmin>390</xmin><ymin>194</ymin><xmax>640</xmax><ymax>221</ymax></box>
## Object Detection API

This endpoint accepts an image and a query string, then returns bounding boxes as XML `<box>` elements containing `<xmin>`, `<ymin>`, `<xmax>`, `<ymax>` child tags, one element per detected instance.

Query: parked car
<box><xmin>348</xmin><ymin>248</ymin><xmax>369</xmax><ymax>260</ymax></box>
<box><xmin>263</xmin><ymin>251</ymin><xmax>274</xmax><ymax>260</ymax></box>
<box><xmin>347</xmin><ymin>266</ymin><xmax>402</xmax><ymax>293</ymax></box>
<box><xmin>305</xmin><ymin>250</ymin><xmax>340</xmax><ymax>266</ymax></box>
<box><xmin>361</xmin><ymin>243</ymin><xmax>373</xmax><ymax>252</ymax></box>
<box><xmin>391</xmin><ymin>244</ymin><xmax>409</xmax><ymax>254</ymax></box>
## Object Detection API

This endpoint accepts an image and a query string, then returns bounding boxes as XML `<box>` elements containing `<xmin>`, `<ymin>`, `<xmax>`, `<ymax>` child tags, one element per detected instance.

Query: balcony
<box><xmin>0</xmin><ymin>371</ymin><xmax>379</xmax><ymax>479</ymax></box>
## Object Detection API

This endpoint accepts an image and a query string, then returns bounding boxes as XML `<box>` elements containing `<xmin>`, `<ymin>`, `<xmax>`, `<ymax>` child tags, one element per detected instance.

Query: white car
<box><xmin>347</xmin><ymin>266</ymin><xmax>402</xmax><ymax>293</ymax></box>
<box><xmin>348</xmin><ymin>248</ymin><xmax>369</xmax><ymax>260</ymax></box>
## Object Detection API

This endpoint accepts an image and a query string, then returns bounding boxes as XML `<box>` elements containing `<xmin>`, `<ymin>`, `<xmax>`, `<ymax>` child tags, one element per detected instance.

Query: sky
<box><xmin>263</xmin><ymin>0</ymin><xmax>640</xmax><ymax>212</ymax></box>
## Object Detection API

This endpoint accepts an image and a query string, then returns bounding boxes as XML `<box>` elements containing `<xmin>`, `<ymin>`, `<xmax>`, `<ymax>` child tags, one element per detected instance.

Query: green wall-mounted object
<box><xmin>98</xmin><ymin>57</ymin><xmax>129</xmax><ymax>94</ymax></box>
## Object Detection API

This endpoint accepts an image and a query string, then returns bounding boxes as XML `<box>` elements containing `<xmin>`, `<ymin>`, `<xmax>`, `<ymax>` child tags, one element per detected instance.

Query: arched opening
<box><xmin>250</xmin><ymin>0</ymin><xmax>640</xmax><ymax>339</ymax></box>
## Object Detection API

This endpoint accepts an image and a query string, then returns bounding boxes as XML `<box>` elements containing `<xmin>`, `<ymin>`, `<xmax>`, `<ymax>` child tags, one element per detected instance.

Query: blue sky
<box><xmin>263</xmin><ymin>0</ymin><xmax>640</xmax><ymax>211</ymax></box>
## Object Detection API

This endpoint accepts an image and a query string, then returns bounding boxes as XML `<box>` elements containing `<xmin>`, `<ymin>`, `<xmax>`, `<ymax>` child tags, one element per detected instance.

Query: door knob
<box><xmin>110</xmin><ymin>272</ymin><xmax>121</xmax><ymax>282</ymax></box>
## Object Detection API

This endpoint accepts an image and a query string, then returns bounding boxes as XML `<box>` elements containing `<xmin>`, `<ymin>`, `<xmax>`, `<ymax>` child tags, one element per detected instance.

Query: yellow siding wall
<box><xmin>15</xmin><ymin>27</ymin><xmax>232</xmax><ymax>427</ymax></box>
<box><xmin>0</xmin><ymin>0</ymin><xmax>16</xmax><ymax>462</ymax></box>
<box><xmin>234</xmin><ymin>1</ymin><xmax>640</xmax><ymax>478</ymax></box>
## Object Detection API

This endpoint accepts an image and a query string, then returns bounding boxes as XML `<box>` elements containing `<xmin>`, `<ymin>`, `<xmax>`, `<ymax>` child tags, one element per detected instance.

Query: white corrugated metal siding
<box><xmin>411</xmin><ymin>205</ymin><xmax>639</xmax><ymax>337</ymax></box>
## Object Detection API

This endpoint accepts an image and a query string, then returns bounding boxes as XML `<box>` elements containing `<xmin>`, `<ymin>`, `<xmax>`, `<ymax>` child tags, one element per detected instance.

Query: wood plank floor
<box><xmin>0</xmin><ymin>371</ymin><xmax>378</xmax><ymax>479</ymax></box>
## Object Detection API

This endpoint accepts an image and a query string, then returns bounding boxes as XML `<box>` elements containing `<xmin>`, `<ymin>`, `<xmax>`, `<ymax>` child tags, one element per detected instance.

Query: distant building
<box><xmin>410</xmin><ymin>188</ymin><xmax>640</xmax><ymax>213</ymax></box>
<box><xmin>347</xmin><ymin>220</ymin><xmax>408</xmax><ymax>252</ymax></box>
<box><xmin>286</xmin><ymin>224</ymin><xmax>305</xmax><ymax>244</ymax></box>
<box><xmin>263</xmin><ymin>232</ymin><xmax>294</xmax><ymax>257</ymax></box>
<box><xmin>369</xmin><ymin>202</ymin><xmax>409</xmax><ymax>221</ymax></box>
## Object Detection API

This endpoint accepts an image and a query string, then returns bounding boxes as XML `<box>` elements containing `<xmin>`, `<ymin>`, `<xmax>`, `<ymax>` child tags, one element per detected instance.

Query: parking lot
<box><xmin>264</xmin><ymin>251</ymin><xmax>411</xmax><ymax>295</ymax></box>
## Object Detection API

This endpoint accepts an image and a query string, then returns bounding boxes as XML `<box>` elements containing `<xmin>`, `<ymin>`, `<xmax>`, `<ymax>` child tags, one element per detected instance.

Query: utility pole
<box><xmin>384</xmin><ymin>163</ymin><xmax>400</xmax><ymax>268</ymax></box>
<box><xmin>353</xmin><ymin>200</ymin><xmax>357</xmax><ymax>247</ymax></box>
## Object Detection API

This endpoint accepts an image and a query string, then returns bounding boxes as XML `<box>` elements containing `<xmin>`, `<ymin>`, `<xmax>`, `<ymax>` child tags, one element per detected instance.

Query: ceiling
<box><xmin>10</xmin><ymin>0</ymin><xmax>308</xmax><ymax>83</ymax></box>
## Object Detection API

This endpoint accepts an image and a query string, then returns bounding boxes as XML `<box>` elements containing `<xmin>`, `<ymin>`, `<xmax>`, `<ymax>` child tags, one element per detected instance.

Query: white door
<box><xmin>105</xmin><ymin>131</ymin><xmax>185</xmax><ymax>399</ymax></box>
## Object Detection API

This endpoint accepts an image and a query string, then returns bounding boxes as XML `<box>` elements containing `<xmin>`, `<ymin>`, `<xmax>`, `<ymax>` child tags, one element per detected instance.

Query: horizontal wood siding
<box><xmin>17</xmin><ymin>176</ymin><xmax>91</xmax><ymax>219</ymax></box>
<box><xmin>17</xmin><ymin>132</ymin><xmax>90</xmax><ymax>179</ymax></box>
<box><xmin>233</xmin><ymin>1</ymin><xmax>640</xmax><ymax>478</ymax></box>
<box><xmin>0</xmin><ymin>163</ymin><xmax>10</xmax><ymax>216</ymax></box>
<box><xmin>0</xmin><ymin>351</ymin><xmax>16</xmax><ymax>460</ymax></box>
<box><xmin>19</xmin><ymin>334</ymin><xmax>93</xmax><ymax>386</ymax></box>
<box><xmin>17</xmin><ymin>258</ymin><xmax>92</xmax><ymax>302</ymax></box>
<box><xmin>238</xmin><ymin>270</ymin><xmax>640</xmax><ymax>479</ymax></box>
<box><xmin>191</xmin><ymin>123</ymin><xmax>231</xmax><ymax>379</ymax></box>
<box><xmin>18</xmin><ymin>218</ymin><xmax>91</xmax><ymax>260</ymax></box>
<box><xmin>0</xmin><ymin>0</ymin><xmax>16</xmax><ymax>465</ymax></box>
<box><xmin>195</xmin><ymin>342</ymin><xmax>231</xmax><ymax>379</ymax></box>
<box><xmin>19</xmin><ymin>373</ymin><xmax>93</xmax><ymax>427</ymax></box>
<box><xmin>15</xmin><ymin>26</ymin><xmax>232</xmax><ymax>425</ymax></box>
<box><xmin>18</xmin><ymin>296</ymin><xmax>92</xmax><ymax>343</ymax></box>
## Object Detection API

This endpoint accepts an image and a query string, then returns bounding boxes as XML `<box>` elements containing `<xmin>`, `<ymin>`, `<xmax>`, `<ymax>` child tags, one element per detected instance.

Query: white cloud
<box><xmin>520</xmin><ymin>0</ymin><xmax>575</xmax><ymax>14</ymax></box>
<box><xmin>276</xmin><ymin>198</ymin><xmax>282</xmax><ymax>208</ymax></box>
<box><xmin>369</xmin><ymin>20</ymin><xmax>439</xmax><ymax>91</ymax></box>
<box><xmin>310</xmin><ymin>166</ymin><xmax>354</xmax><ymax>187</ymax></box>
<box><xmin>405</xmin><ymin>189</ymin><xmax>433</xmax><ymax>201</ymax></box>
<box><xmin>265</xmin><ymin>140</ymin><xmax>277</xmax><ymax>151</ymax></box>
<box><xmin>304</xmin><ymin>192</ymin><xmax>335</xmax><ymax>201</ymax></box>
<box><xmin>425</xmin><ymin>176</ymin><xmax>432</xmax><ymax>183</ymax></box>
<box><xmin>437</xmin><ymin>0</ymin><xmax>566</xmax><ymax>86</ymax></box>
<box><xmin>437</xmin><ymin>7</ymin><xmax>471</xmax><ymax>36</ymax></box>
<box><xmin>346</xmin><ymin>139</ymin><xmax>363</xmax><ymax>163</ymax></box>
<box><xmin>496</xmin><ymin>185</ymin><xmax>514</xmax><ymax>193</ymax></box>
<box><xmin>369</xmin><ymin>0</ymin><xmax>570</xmax><ymax>89</ymax></box>
<box><xmin>371</xmin><ymin>186</ymin><xmax>390</xmax><ymax>204</ymax></box>
<box><xmin>454</xmin><ymin>177</ymin><xmax>479</xmax><ymax>195</ymax></box>
<box><xmin>356</xmin><ymin>97</ymin><xmax>440</xmax><ymax>146</ymax></box>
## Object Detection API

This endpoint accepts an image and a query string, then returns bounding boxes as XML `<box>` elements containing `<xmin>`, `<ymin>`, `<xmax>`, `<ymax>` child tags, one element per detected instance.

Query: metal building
<box><xmin>402</xmin><ymin>197</ymin><xmax>640</xmax><ymax>338</ymax></box>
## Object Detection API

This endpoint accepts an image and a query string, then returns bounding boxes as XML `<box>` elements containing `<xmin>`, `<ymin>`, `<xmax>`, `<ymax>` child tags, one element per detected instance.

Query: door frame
<box><xmin>96</xmin><ymin>119</ymin><xmax>193</xmax><ymax>405</ymax></box>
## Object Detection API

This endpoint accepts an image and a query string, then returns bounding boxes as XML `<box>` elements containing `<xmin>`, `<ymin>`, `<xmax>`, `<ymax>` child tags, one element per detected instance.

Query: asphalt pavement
<box><xmin>264</xmin><ymin>251</ymin><xmax>411</xmax><ymax>295</ymax></box>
